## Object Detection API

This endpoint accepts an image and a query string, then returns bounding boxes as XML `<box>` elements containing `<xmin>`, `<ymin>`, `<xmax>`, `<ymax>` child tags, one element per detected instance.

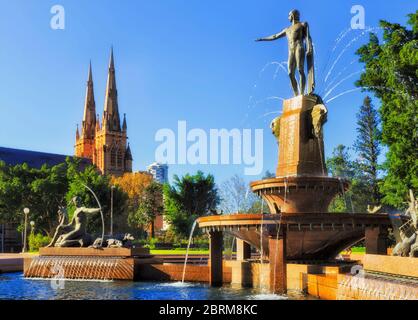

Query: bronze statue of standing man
<box><xmin>256</xmin><ymin>9</ymin><xmax>315</xmax><ymax>96</ymax></box>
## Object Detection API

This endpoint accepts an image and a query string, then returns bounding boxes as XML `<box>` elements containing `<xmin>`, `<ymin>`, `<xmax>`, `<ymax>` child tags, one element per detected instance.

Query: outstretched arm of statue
<box><xmin>83</xmin><ymin>208</ymin><xmax>101</xmax><ymax>214</ymax></box>
<box><xmin>256</xmin><ymin>28</ymin><xmax>286</xmax><ymax>41</ymax></box>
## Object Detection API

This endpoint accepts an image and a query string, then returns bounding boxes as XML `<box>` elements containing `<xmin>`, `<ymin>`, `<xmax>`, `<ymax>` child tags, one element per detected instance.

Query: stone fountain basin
<box><xmin>250</xmin><ymin>176</ymin><xmax>350</xmax><ymax>214</ymax></box>
<box><xmin>198</xmin><ymin>213</ymin><xmax>391</xmax><ymax>260</ymax></box>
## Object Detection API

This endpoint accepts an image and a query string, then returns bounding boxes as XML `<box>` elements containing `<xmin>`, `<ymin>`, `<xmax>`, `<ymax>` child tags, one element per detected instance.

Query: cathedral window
<box><xmin>111</xmin><ymin>148</ymin><xmax>117</xmax><ymax>167</ymax></box>
<box><xmin>117</xmin><ymin>150</ymin><xmax>123</xmax><ymax>168</ymax></box>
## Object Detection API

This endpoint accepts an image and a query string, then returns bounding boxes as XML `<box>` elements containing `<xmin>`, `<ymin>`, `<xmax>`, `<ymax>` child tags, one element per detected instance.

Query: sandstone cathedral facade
<box><xmin>75</xmin><ymin>49</ymin><xmax>132</xmax><ymax>176</ymax></box>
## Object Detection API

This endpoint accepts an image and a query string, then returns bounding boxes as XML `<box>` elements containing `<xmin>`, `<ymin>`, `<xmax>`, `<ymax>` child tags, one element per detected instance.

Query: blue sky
<box><xmin>0</xmin><ymin>1</ymin><xmax>416</xmax><ymax>185</ymax></box>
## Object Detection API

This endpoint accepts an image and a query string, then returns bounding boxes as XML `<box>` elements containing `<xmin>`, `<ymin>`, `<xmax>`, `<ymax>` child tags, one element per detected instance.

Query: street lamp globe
<box><xmin>30</xmin><ymin>221</ymin><xmax>35</xmax><ymax>227</ymax></box>
<box><xmin>24</xmin><ymin>208</ymin><xmax>30</xmax><ymax>215</ymax></box>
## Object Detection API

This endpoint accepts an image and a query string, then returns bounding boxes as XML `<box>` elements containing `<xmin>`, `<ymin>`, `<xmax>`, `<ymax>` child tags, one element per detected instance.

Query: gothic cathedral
<box><xmin>75</xmin><ymin>49</ymin><xmax>133</xmax><ymax>176</ymax></box>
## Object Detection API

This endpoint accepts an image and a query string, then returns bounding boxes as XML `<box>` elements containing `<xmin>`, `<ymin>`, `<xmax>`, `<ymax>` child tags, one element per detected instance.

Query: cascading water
<box><xmin>25</xmin><ymin>256</ymin><xmax>118</xmax><ymax>281</ymax></box>
<box><xmin>181</xmin><ymin>219</ymin><xmax>198</xmax><ymax>283</ymax></box>
<box><xmin>229</xmin><ymin>236</ymin><xmax>236</xmax><ymax>260</ymax></box>
<box><xmin>259</xmin><ymin>198</ymin><xmax>265</xmax><ymax>291</ymax></box>
<box><xmin>317</xmin><ymin>139</ymin><xmax>326</xmax><ymax>176</ymax></box>
<box><xmin>348</xmin><ymin>193</ymin><xmax>355</xmax><ymax>213</ymax></box>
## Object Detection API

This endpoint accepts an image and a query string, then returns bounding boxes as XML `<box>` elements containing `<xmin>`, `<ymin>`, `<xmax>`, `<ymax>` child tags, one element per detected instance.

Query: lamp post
<box><xmin>30</xmin><ymin>221</ymin><xmax>35</xmax><ymax>235</ymax></box>
<box><xmin>110</xmin><ymin>185</ymin><xmax>115</xmax><ymax>236</ymax></box>
<box><xmin>22</xmin><ymin>208</ymin><xmax>30</xmax><ymax>253</ymax></box>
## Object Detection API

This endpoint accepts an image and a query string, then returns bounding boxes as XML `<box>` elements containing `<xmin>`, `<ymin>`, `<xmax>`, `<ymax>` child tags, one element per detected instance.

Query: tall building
<box><xmin>75</xmin><ymin>49</ymin><xmax>133</xmax><ymax>176</ymax></box>
<box><xmin>147</xmin><ymin>162</ymin><xmax>169</xmax><ymax>184</ymax></box>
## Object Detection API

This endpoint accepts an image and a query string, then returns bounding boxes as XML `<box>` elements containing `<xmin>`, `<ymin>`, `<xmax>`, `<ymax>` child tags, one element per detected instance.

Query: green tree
<box><xmin>355</xmin><ymin>11</ymin><xmax>418</xmax><ymax>208</ymax></box>
<box><xmin>0</xmin><ymin>161</ymin><xmax>68</xmax><ymax>235</ymax></box>
<box><xmin>0</xmin><ymin>158</ymin><xmax>129</xmax><ymax>237</ymax></box>
<box><xmin>354</xmin><ymin>96</ymin><xmax>382</xmax><ymax>206</ymax></box>
<box><xmin>66</xmin><ymin>160</ymin><xmax>127</xmax><ymax>235</ymax></box>
<box><xmin>128</xmin><ymin>182</ymin><xmax>163</xmax><ymax>239</ymax></box>
<box><xmin>263</xmin><ymin>170</ymin><xmax>275</xmax><ymax>179</ymax></box>
<box><xmin>327</xmin><ymin>145</ymin><xmax>370</xmax><ymax>213</ymax></box>
<box><xmin>163</xmin><ymin>171</ymin><xmax>219</xmax><ymax>237</ymax></box>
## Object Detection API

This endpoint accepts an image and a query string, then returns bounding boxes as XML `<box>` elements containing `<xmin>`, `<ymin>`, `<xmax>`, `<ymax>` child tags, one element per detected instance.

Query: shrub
<box><xmin>28</xmin><ymin>233</ymin><xmax>51</xmax><ymax>252</ymax></box>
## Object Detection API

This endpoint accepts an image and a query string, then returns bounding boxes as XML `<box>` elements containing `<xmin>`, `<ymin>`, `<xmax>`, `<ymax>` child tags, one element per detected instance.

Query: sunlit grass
<box><xmin>150</xmin><ymin>249</ymin><xmax>209</xmax><ymax>255</ymax></box>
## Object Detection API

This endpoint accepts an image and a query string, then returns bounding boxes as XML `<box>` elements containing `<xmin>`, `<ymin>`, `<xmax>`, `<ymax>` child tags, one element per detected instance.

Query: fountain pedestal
<box><xmin>209</xmin><ymin>231</ymin><xmax>223</xmax><ymax>287</ymax></box>
<box><xmin>24</xmin><ymin>247</ymin><xmax>161</xmax><ymax>281</ymax></box>
<box><xmin>277</xmin><ymin>95</ymin><xmax>325</xmax><ymax>177</ymax></box>
<box><xmin>365</xmin><ymin>226</ymin><xmax>389</xmax><ymax>255</ymax></box>
<box><xmin>236</xmin><ymin>239</ymin><xmax>251</xmax><ymax>261</ymax></box>
<box><xmin>251</xmin><ymin>95</ymin><xmax>349</xmax><ymax>214</ymax></box>
<box><xmin>268</xmin><ymin>231</ymin><xmax>287</xmax><ymax>294</ymax></box>
<box><xmin>198</xmin><ymin>94</ymin><xmax>391</xmax><ymax>294</ymax></box>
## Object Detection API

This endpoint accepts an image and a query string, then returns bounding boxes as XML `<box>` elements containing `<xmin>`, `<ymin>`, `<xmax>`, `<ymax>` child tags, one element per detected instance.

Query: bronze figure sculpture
<box><xmin>393</xmin><ymin>190</ymin><xmax>418</xmax><ymax>257</ymax></box>
<box><xmin>311</xmin><ymin>103</ymin><xmax>328</xmax><ymax>139</ymax></box>
<box><xmin>47</xmin><ymin>196</ymin><xmax>100</xmax><ymax>247</ymax></box>
<box><xmin>91</xmin><ymin>233</ymin><xmax>135</xmax><ymax>248</ymax></box>
<box><xmin>270</xmin><ymin>116</ymin><xmax>281</xmax><ymax>143</ymax></box>
<box><xmin>256</xmin><ymin>9</ymin><xmax>315</xmax><ymax>96</ymax></box>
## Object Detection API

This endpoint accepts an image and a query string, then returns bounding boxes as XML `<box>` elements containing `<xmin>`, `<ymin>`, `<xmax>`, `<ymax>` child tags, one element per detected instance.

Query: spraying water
<box><xmin>82</xmin><ymin>184</ymin><xmax>105</xmax><ymax>247</ymax></box>
<box><xmin>323</xmin><ymin>70</ymin><xmax>364</xmax><ymax>99</ymax></box>
<box><xmin>317</xmin><ymin>139</ymin><xmax>326</xmax><ymax>176</ymax></box>
<box><xmin>338</xmin><ymin>178</ymin><xmax>352</xmax><ymax>214</ymax></box>
<box><xmin>259</xmin><ymin>198</ymin><xmax>265</xmax><ymax>291</ymax></box>
<box><xmin>323</xmin><ymin>27</ymin><xmax>378</xmax><ymax>84</ymax></box>
<box><xmin>229</xmin><ymin>237</ymin><xmax>236</xmax><ymax>260</ymax></box>
<box><xmin>181</xmin><ymin>219</ymin><xmax>198</xmax><ymax>283</ymax></box>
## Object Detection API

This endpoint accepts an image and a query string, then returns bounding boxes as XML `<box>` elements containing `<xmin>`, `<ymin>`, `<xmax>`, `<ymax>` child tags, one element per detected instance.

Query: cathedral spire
<box><xmin>122</xmin><ymin>113</ymin><xmax>127</xmax><ymax>132</ymax></box>
<box><xmin>82</xmin><ymin>61</ymin><xmax>96</xmax><ymax>139</ymax></box>
<box><xmin>103</xmin><ymin>47</ymin><xmax>121</xmax><ymax>132</ymax></box>
<box><xmin>125</xmin><ymin>143</ymin><xmax>133</xmax><ymax>160</ymax></box>
<box><xmin>76</xmin><ymin>124</ymin><xmax>80</xmax><ymax>140</ymax></box>
<box><xmin>95</xmin><ymin>113</ymin><xmax>100</xmax><ymax>132</ymax></box>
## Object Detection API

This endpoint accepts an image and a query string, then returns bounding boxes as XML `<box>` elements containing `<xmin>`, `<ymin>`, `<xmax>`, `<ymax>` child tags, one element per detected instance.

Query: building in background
<box><xmin>75</xmin><ymin>48</ymin><xmax>132</xmax><ymax>177</ymax></box>
<box><xmin>0</xmin><ymin>147</ymin><xmax>91</xmax><ymax>169</ymax></box>
<box><xmin>0</xmin><ymin>224</ymin><xmax>21</xmax><ymax>253</ymax></box>
<box><xmin>147</xmin><ymin>162</ymin><xmax>169</xmax><ymax>184</ymax></box>
<box><xmin>146</xmin><ymin>163</ymin><xmax>169</xmax><ymax>234</ymax></box>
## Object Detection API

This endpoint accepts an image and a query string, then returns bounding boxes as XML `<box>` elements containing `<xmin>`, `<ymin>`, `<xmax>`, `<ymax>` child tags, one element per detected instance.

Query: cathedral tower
<box><xmin>75</xmin><ymin>62</ymin><xmax>96</xmax><ymax>160</ymax></box>
<box><xmin>75</xmin><ymin>49</ymin><xmax>133</xmax><ymax>176</ymax></box>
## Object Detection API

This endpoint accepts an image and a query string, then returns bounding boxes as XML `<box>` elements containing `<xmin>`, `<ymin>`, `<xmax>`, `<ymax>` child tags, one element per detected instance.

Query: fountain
<box><xmin>197</xmin><ymin>9</ymin><xmax>392</xmax><ymax>295</ymax></box>
<box><xmin>18</xmin><ymin>8</ymin><xmax>410</xmax><ymax>299</ymax></box>
<box><xmin>23</xmin><ymin>195</ymin><xmax>160</xmax><ymax>281</ymax></box>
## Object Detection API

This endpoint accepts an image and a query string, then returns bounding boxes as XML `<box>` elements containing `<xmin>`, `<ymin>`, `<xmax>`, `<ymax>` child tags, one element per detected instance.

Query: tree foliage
<box><xmin>218</xmin><ymin>174</ymin><xmax>260</xmax><ymax>213</ymax></box>
<box><xmin>111</xmin><ymin>172</ymin><xmax>153</xmax><ymax>204</ymax></box>
<box><xmin>354</xmin><ymin>96</ymin><xmax>382</xmax><ymax>205</ymax></box>
<box><xmin>355</xmin><ymin>11</ymin><xmax>418</xmax><ymax>208</ymax></box>
<box><xmin>65</xmin><ymin>160</ymin><xmax>127</xmax><ymax>234</ymax></box>
<box><xmin>111</xmin><ymin>172</ymin><xmax>153</xmax><ymax>235</ymax></box>
<box><xmin>128</xmin><ymin>181</ymin><xmax>163</xmax><ymax>238</ymax></box>
<box><xmin>0</xmin><ymin>158</ymin><xmax>128</xmax><ymax>236</ymax></box>
<box><xmin>163</xmin><ymin>171</ymin><xmax>219</xmax><ymax>237</ymax></box>
<box><xmin>327</xmin><ymin>145</ymin><xmax>370</xmax><ymax>213</ymax></box>
<box><xmin>0</xmin><ymin>161</ymin><xmax>68</xmax><ymax>235</ymax></box>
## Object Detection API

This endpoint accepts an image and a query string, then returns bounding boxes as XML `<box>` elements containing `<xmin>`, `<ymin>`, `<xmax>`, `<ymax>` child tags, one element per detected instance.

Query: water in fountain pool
<box><xmin>0</xmin><ymin>272</ymin><xmax>313</xmax><ymax>300</ymax></box>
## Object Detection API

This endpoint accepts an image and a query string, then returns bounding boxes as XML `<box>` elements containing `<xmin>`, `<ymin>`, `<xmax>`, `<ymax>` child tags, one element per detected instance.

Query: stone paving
<box><xmin>0</xmin><ymin>253</ymin><xmax>36</xmax><ymax>273</ymax></box>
